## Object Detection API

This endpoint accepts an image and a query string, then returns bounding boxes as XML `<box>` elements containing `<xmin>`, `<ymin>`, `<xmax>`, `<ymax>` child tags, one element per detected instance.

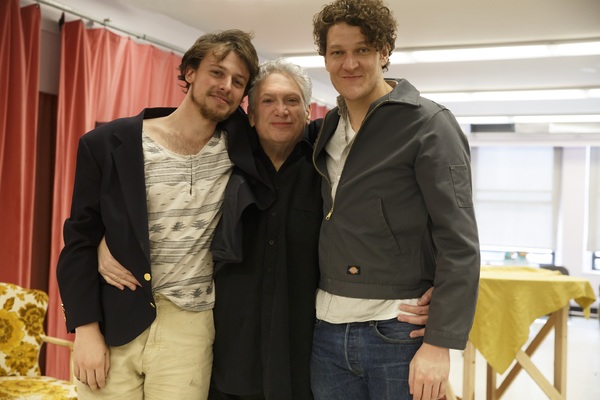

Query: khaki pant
<box><xmin>77</xmin><ymin>295</ymin><xmax>214</xmax><ymax>399</ymax></box>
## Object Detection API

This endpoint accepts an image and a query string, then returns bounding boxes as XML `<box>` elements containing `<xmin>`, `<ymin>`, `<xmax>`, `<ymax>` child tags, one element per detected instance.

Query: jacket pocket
<box><xmin>378</xmin><ymin>198</ymin><xmax>404</xmax><ymax>257</ymax></box>
<box><xmin>450</xmin><ymin>164</ymin><xmax>473</xmax><ymax>207</ymax></box>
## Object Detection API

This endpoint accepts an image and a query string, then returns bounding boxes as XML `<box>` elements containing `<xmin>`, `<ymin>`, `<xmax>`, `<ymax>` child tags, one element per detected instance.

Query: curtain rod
<box><xmin>33</xmin><ymin>0</ymin><xmax>187</xmax><ymax>54</ymax></box>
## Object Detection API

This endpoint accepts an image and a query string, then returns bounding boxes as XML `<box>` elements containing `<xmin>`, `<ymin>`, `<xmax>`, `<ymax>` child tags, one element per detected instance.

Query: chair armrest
<box><xmin>40</xmin><ymin>334</ymin><xmax>74</xmax><ymax>350</ymax></box>
<box><xmin>40</xmin><ymin>334</ymin><xmax>75</xmax><ymax>383</ymax></box>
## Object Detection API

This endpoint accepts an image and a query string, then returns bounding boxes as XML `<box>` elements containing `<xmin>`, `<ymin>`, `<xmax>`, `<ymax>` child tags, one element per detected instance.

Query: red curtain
<box><xmin>310</xmin><ymin>102</ymin><xmax>329</xmax><ymax>120</ymax></box>
<box><xmin>46</xmin><ymin>20</ymin><xmax>185</xmax><ymax>380</ymax></box>
<box><xmin>0</xmin><ymin>1</ymin><xmax>41</xmax><ymax>287</ymax></box>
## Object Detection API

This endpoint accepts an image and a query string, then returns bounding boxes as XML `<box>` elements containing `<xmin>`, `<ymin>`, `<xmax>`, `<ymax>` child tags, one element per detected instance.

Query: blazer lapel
<box><xmin>112</xmin><ymin>112</ymin><xmax>151</xmax><ymax>265</ymax></box>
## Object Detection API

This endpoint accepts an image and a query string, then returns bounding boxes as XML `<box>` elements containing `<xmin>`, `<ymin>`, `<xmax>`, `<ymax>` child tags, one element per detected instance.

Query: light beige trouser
<box><xmin>76</xmin><ymin>295</ymin><xmax>214</xmax><ymax>400</ymax></box>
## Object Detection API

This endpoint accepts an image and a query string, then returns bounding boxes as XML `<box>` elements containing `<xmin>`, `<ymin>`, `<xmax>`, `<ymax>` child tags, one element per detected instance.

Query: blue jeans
<box><xmin>310</xmin><ymin>318</ymin><xmax>423</xmax><ymax>400</ymax></box>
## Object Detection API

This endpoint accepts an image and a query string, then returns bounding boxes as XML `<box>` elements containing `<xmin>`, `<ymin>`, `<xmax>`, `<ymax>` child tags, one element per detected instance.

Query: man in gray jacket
<box><xmin>309</xmin><ymin>1</ymin><xmax>480</xmax><ymax>399</ymax></box>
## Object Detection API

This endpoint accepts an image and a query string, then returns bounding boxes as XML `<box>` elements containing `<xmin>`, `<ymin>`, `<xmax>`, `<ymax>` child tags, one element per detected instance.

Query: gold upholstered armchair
<box><xmin>0</xmin><ymin>282</ymin><xmax>77</xmax><ymax>399</ymax></box>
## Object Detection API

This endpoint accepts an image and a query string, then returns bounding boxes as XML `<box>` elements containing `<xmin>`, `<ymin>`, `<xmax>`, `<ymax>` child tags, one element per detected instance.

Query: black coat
<box><xmin>210</xmin><ymin>122</ymin><xmax>322</xmax><ymax>399</ymax></box>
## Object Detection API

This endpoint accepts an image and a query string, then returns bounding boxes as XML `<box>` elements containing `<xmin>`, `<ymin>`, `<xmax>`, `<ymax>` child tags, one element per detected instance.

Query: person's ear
<box><xmin>185</xmin><ymin>66</ymin><xmax>196</xmax><ymax>85</ymax></box>
<box><xmin>305</xmin><ymin>104</ymin><xmax>311</xmax><ymax>125</ymax></box>
<box><xmin>380</xmin><ymin>45</ymin><xmax>390</xmax><ymax>66</ymax></box>
<box><xmin>248</xmin><ymin>108</ymin><xmax>256</xmax><ymax>127</ymax></box>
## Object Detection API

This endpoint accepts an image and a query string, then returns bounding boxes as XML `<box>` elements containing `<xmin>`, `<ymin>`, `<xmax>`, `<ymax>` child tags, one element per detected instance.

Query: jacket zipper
<box><xmin>314</xmin><ymin>101</ymin><xmax>388</xmax><ymax>220</ymax></box>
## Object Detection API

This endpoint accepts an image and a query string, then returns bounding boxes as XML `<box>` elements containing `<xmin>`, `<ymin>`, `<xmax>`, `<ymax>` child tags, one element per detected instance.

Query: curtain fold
<box><xmin>32</xmin><ymin>93</ymin><xmax>57</xmax><ymax>293</ymax></box>
<box><xmin>0</xmin><ymin>0</ymin><xmax>41</xmax><ymax>287</ymax></box>
<box><xmin>46</xmin><ymin>20</ymin><xmax>184</xmax><ymax>380</ymax></box>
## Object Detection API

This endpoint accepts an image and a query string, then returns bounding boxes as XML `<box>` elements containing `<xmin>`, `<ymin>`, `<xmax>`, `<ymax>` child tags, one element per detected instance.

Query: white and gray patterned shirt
<box><xmin>142</xmin><ymin>130</ymin><xmax>233</xmax><ymax>311</ymax></box>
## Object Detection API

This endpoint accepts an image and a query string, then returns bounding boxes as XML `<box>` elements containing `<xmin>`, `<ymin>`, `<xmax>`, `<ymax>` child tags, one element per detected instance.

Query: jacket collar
<box><xmin>315</xmin><ymin>78</ymin><xmax>422</xmax><ymax>161</ymax></box>
<box><xmin>335</xmin><ymin>78</ymin><xmax>421</xmax><ymax>119</ymax></box>
<box><xmin>383</xmin><ymin>78</ymin><xmax>421</xmax><ymax>106</ymax></box>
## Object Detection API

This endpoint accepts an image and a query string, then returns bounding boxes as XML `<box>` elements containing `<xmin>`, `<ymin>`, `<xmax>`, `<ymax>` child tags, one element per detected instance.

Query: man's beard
<box><xmin>191</xmin><ymin>90</ymin><xmax>234</xmax><ymax>123</ymax></box>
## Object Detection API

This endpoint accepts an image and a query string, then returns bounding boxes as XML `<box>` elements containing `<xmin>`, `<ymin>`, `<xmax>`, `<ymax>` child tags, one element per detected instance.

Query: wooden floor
<box><xmin>448</xmin><ymin>315</ymin><xmax>600</xmax><ymax>399</ymax></box>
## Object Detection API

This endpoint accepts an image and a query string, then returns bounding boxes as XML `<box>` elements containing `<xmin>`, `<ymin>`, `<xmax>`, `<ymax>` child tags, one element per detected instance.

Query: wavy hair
<box><xmin>247</xmin><ymin>58</ymin><xmax>313</xmax><ymax>110</ymax></box>
<box><xmin>313</xmin><ymin>0</ymin><xmax>397</xmax><ymax>71</ymax></box>
<box><xmin>178</xmin><ymin>29</ymin><xmax>259</xmax><ymax>96</ymax></box>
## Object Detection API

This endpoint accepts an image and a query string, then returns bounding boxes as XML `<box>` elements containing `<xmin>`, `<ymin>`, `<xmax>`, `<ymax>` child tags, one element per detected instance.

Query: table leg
<box><xmin>463</xmin><ymin>341</ymin><xmax>476</xmax><ymax>400</ymax></box>
<box><xmin>486</xmin><ymin>363</ymin><xmax>498</xmax><ymax>400</ymax></box>
<box><xmin>515</xmin><ymin>350</ymin><xmax>563</xmax><ymax>399</ymax></box>
<box><xmin>554</xmin><ymin>305</ymin><xmax>568</xmax><ymax>397</ymax></box>
<box><xmin>472</xmin><ymin>306</ymin><xmax>569</xmax><ymax>400</ymax></box>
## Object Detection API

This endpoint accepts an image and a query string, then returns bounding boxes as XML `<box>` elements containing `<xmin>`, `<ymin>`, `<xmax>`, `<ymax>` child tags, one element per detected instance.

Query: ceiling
<box><xmin>30</xmin><ymin>0</ymin><xmax>600</xmax><ymax>136</ymax></box>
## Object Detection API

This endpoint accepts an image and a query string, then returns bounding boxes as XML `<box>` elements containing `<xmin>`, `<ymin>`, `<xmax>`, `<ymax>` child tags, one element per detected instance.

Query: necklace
<box><xmin>189</xmin><ymin>154</ymin><xmax>194</xmax><ymax>195</ymax></box>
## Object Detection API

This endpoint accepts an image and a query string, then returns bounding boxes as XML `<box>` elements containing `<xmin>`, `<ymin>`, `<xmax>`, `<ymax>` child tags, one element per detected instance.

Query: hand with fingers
<box><xmin>98</xmin><ymin>236</ymin><xmax>141</xmax><ymax>291</ymax></box>
<box><xmin>74</xmin><ymin>322</ymin><xmax>110</xmax><ymax>390</ymax></box>
<box><xmin>409</xmin><ymin>342</ymin><xmax>450</xmax><ymax>400</ymax></box>
<box><xmin>398</xmin><ymin>286</ymin><xmax>432</xmax><ymax>338</ymax></box>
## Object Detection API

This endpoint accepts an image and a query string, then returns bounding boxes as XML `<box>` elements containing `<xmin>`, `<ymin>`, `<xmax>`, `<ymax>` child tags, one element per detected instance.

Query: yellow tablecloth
<box><xmin>469</xmin><ymin>266</ymin><xmax>596</xmax><ymax>374</ymax></box>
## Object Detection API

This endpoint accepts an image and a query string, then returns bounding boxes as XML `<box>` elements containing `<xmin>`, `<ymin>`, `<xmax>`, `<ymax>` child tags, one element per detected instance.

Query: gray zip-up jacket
<box><xmin>312</xmin><ymin>79</ymin><xmax>480</xmax><ymax>349</ymax></box>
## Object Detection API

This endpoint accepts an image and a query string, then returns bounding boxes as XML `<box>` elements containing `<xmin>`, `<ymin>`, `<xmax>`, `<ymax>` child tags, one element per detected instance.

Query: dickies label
<box><xmin>347</xmin><ymin>265</ymin><xmax>361</xmax><ymax>275</ymax></box>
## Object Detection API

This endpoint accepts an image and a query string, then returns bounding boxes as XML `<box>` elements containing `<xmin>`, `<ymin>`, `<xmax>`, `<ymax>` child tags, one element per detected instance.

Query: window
<box><xmin>480</xmin><ymin>247</ymin><xmax>555</xmax><ymax>266</ymax></box>
<box><xmin>592</xmin><ymin>251</ymin><xmax>600</xmax><ymax>271</ymax></box>
<box><xmin>471</xmin><ymin>147</ymin><xmax>562</xmax><ymax>265</ymax></box>
<box><xmin>588</xmin><ymin>148</ymin><xmax>600</xmax><ymax>270</ymax></box>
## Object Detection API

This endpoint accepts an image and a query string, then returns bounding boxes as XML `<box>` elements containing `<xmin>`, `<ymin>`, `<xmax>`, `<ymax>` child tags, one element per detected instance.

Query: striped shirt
<box><xmin>142</xmin><ymin>130</ymin><xmax>233</xmax><ymax>311</ymax></box>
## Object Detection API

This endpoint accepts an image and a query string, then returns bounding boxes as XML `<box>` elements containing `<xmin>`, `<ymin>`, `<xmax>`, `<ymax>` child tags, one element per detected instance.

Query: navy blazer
<box><xmin>56</xmin><ymin>107</ymin><xmax>273</xmax><ymax>346</ymax></box>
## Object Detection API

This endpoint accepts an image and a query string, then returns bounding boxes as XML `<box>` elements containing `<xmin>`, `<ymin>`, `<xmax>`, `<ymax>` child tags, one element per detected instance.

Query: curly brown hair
<box><xmin>178</xmin><ymin>29</ymin><xmax>259</xmax><ymax>96</ymax></box>
<box><xmin>312</xmin><ymin>0</ymin><xmax>397</xmax><ymax>71</ymax></box>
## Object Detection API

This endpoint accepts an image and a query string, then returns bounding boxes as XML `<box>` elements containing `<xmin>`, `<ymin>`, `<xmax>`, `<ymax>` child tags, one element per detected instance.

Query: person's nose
<box><xmin>342</xmin><ymin>54</ymin><xmax>358</xmax><ymax>70</ymax></box>
<box><xmin>274</xmin><ymin>101</ymin><xmax>289</xmax><ymax>116</ymax></box>
<box><xmin>219</xmin><ymin>77</ymin><xmax>232</xmax><ymax>92</ymax></box>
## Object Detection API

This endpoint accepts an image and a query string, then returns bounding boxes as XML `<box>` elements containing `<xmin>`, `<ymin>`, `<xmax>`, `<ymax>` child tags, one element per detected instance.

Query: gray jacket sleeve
<box><xmin>416</xmin><ymin>108</ymin><xmax>480</xmax><ymax>349</ymax></box>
